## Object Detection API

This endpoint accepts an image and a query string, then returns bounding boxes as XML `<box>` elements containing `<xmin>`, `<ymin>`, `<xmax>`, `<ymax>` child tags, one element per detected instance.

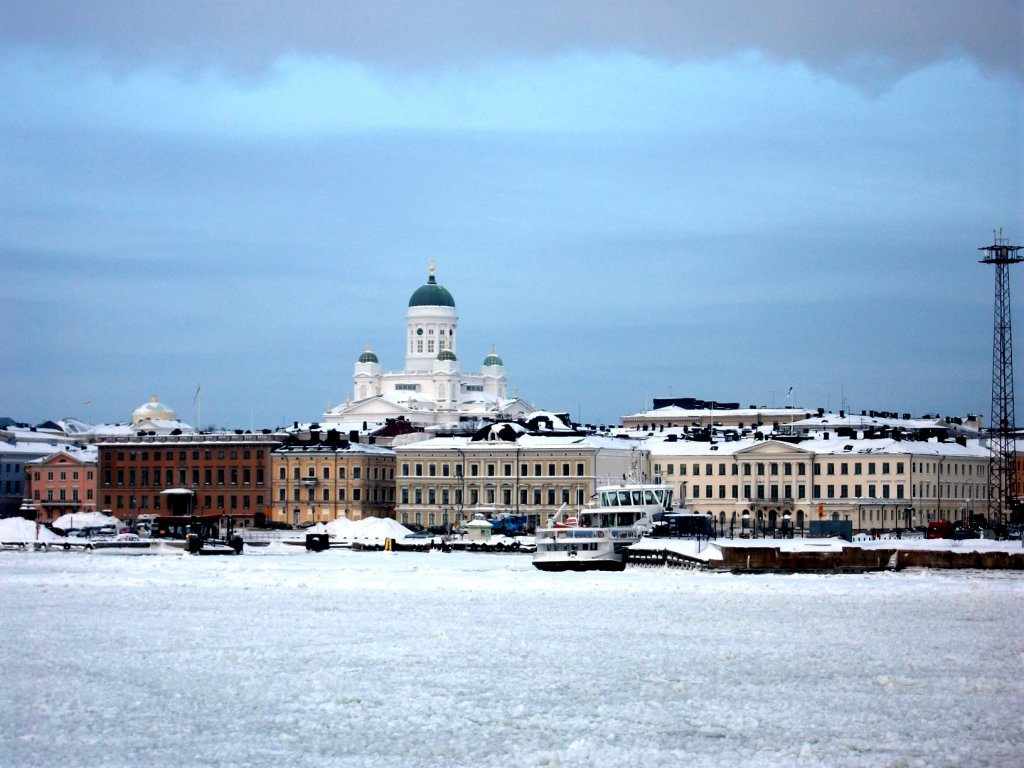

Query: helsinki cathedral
<box><xmin>322</xmin><ymin>262</ymin><xmax>534</xmax><ymax>428</ymax></box>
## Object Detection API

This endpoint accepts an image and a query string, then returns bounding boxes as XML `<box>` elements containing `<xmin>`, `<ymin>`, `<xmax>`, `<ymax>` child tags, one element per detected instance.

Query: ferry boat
<box><xmin>532</xmin><ymin>482</ymin><xmax>673</xmax><ymax>571</ymax></box>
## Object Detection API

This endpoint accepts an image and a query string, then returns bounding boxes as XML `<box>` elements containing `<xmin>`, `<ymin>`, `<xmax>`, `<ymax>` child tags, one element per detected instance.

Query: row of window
<box><xmin>34</xmin><ymin>488</ymin><xmax>94</xmax><ymax>501</ymax></box>
<box><xmin>104</xmin><ymin>468</ymin><xmax>265</xmax><ymax>487</ymax></box>
<box><xmin>658</xmin><ymin>459</ymin><xmax>984</xmax><ymax>478</ymax></box>
<box><xmin>402</xmin><ymin>461</ymin><xmax>587</xmax><ymax>478</ymax></box>
<box><xmin>102</xmin><ymin>494</ymin><xmax>265</xmax><ymax>510</ymax></box>
<box><xmin>276</xmin><ymin>465</ymin><xmax>388</xmax><ymax>481</ymax></box>
<box><xmin>104</xmin><ymin>449</ymin><xmax>264</xmax><ymax>461</ymax></box>
<box><xmin>34</xmin><ymin>470</ymin><xmax>95</xmax><ymax>482</ymax></box>
<box><xmin>277</xmin><ymin>486</ymin><xmax>394</xmax><ymax>503</ymax></box>
<box><xmin>685</xmin><ymin>484</ymin><xmax>909</xmax><ymax>500</ymax></box>
<box><xmin>400</xmin><ymin>486</ymin><xmax>586</xmax><ymax>507</ymax></box>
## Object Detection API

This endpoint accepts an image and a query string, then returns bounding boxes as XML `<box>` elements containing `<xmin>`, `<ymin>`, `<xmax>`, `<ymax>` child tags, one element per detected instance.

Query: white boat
<box><xmin>532</xmin><ymin>482</ymin><xmax>674</xmax><ymax>572</ymax></box>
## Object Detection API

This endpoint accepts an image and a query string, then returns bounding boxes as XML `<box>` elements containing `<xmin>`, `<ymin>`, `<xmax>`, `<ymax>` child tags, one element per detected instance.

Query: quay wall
<box><xmin>706</xmin><ymin>544</ymin><xmax>1024</xmax><ymax>572</ymax></box>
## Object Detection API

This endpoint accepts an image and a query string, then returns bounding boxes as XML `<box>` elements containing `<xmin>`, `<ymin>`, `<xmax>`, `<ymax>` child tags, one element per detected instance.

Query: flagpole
<box><xmin>194</xmin><ymin>384</ymin><xmax>202</xmax><ymax>432</ymax></box>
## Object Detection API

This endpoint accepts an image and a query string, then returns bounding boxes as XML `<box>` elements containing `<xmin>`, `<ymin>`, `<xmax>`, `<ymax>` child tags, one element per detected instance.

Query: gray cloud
<box><xmin>1</xmin><ymin>1</ymin><xmax>1020</xmax><ymax>87</ymax></box>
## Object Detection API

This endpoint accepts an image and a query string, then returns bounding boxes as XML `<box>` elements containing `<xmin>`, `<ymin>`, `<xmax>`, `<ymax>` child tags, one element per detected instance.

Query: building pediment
<box><xmin>734</xmin><ymin>440</ymin><xmax>812</xmax><ymax>457</ymax></box>
<box><xmin>334</xmin><ymin>397</ymin><xmax>416</xmax><ymax>418</ymax></box>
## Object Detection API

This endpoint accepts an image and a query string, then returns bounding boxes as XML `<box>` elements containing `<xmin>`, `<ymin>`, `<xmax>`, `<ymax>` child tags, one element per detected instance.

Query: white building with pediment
<box><xmin>323</xmin><ymin>263</ymin><xmax>534</xmax><ymax>428</ymax></box>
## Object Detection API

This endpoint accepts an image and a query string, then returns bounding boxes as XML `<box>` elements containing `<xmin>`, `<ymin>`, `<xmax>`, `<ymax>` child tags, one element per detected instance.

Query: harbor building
<box><xmin>323</xmin><ymin>262</ymin><xmax>534</xmax><ymax>428</ymax></box>
<box><xmin>96</xmin><ymin>432</ymin><xmax>281</xmax><ymax>523</ymax></box>
<box><xmin>644</xmin><ymin>424</ymin><xmax>989</xmax><ymax>535</ymax></box>
<box><xmin>26</xmin><ymin>445</ymin><xmax>99</xmax><ymax>522</ymax></box>
<box><xmin>394</xmin><ymin>415</ymin><xmax>649</xmax><ymax>530</ymax></box>
<box><xmin>269</xmin><ymin>428</ymin><xmax>396</xmax><ymax>526</ymax></box>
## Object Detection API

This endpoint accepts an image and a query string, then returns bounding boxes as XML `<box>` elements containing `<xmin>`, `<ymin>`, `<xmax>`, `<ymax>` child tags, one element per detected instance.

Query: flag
<box><xmin>194</xmin><ymin>384</ymin><xmax>201</xmax><ymax>403</ymax></box>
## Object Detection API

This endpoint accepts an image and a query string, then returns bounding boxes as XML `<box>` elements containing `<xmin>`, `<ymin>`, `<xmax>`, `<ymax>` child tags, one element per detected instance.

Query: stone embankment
<box><xmin>627</xmin><ymin>539</ymin><xmax>1024</xmax><ymax>573</ymax></box>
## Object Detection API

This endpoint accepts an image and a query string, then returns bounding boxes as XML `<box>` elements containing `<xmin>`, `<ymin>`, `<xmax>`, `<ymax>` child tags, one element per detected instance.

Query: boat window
<box><xmin>644</xmin><ymin>490</ymin><xmax>657</xmax><ymax>504</ymax></box>
<box><xmin>618</xmin><ymin>491</ymin><xmax>631</xmax><ymax>505</ymax></box>
<box><xmin>632</xmin><ymin>491</ymin><xmax>642</xmax><ymax>505</ymax></box>
<box><xmin>579</xmin><ymin>514</ymin><xmax>592</xmax><ymax>528</ymax></box>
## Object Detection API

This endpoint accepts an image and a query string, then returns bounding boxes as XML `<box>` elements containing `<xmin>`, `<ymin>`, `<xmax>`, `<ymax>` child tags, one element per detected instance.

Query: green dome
<box><xmin>437</xmin><ymin>349</ymin><xmax>457</xmax><ymax>362</ymax></box>
<box><xmin>483</xmin><ymin>346</ymin><xmax>503</xmax><ymax>367</ymax></box>
<box><xmin>358</xmin><ymin>344</ymin><xmax>378</xmax><ymax>364</ymax></box>
<box><xmin>409</xmin><ymin>273</ymin><xmax>455</xmax><ymax>308</ymax></box>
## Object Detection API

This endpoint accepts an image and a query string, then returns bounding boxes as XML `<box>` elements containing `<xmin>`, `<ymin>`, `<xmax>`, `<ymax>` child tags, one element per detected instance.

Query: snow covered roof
<box><xmin>26</xmin><ymin>444</ymin><xmax>98</xmax><ymax>465</ymax></box>
<box><xmin>644</xmin><ymin>433</ymin><xmax>990</xmax><ymax>459</ymax></box>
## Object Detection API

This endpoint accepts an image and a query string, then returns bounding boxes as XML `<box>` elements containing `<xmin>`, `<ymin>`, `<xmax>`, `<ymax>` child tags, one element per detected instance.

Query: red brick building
<box><xmin>97</xmin><ymin>432</ymin><xmax>282</xmax><ymax>522</ymax></box>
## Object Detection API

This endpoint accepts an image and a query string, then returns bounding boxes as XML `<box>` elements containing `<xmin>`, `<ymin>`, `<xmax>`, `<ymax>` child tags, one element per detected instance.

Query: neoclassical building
<box><xmin>323</xmin><ymin>262</ymin><xmax>533</xmax><ymax>428</ymax></box>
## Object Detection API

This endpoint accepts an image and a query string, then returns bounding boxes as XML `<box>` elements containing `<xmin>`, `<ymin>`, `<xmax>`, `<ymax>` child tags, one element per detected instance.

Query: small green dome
<box><xmin>409</xmin><ymin>264</ymin><xmax>455</xmax><ymax>308</ymax></box>
<box><xmin>358</xmin><ymin>344</ymin><xmax>378</xmax><ymax>364</ymax></box>
<box><xmin>437</xmin><ymin>349</ymin><xmax>457</xmax><ymax>362</ymax></box>
<box><xmin>483</xmin><ymin>345</ymin><xmax>503</xmax><ymax>367</ymax></box>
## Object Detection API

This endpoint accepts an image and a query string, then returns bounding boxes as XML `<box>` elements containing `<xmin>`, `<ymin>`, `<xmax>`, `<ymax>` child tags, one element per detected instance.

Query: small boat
<box><xmin>532</xmin><ymin>482</ymin><xmax>673</xmax><ymax>572</ymax></box>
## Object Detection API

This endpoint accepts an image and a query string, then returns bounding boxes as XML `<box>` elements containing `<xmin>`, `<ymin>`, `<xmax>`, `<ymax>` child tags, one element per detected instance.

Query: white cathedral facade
<box><xmin>322</xmin><ymin>263</ymin><xmax>534</xmax><ymax>428</ymax></box>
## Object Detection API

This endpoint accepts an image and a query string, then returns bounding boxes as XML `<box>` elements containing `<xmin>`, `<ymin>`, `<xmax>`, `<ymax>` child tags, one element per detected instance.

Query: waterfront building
<box><xmin>394</xmin><ymin>417</ymin><xmax>648</xmax><ymax>530</ymax></box>
<box><xmin>270</xmin><ymin>429</ymin><xmax>396</xmax><ymax>526</ymax></box>
<box><xmin>645</xmin><ymin>426</ymin><xmax>989</xmax><ymax>534</ymax></box>
<box><xmin>323</xmin><ymin>262</ymin><xmax>534</xmax><ymax>428</ymax></box>
<box><xmin>26</xmin><ymin>445</ymin><xmax>99</xmax><ymax>522</ymax></box>
<box><xmin>96</xmin><ymin>431</ymin><xmax>281</xmax><ymax>523</ymax></box>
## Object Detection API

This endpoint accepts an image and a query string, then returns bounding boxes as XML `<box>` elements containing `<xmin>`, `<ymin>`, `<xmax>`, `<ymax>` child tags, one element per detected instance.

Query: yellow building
<box><xmin>270</xmin><ymin>436</ymin><xmax>396</xmax><ymax>525</ymax></box>
<box><xmin>394</xmin><ymin>430</ymin><xmax>649</xmax><ymax>530</ymax></box>
<box><xmin>647</xmin><ymin>432</ymin><xmax>989</xmax><ymax>534</ymax></box>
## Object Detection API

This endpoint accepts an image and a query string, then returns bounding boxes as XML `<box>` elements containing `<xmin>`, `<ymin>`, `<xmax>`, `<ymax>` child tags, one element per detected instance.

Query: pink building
<box><xmin>27</xmin><ymin>447</ymin><xmax>99</xmax><ymax>522</ymax></box>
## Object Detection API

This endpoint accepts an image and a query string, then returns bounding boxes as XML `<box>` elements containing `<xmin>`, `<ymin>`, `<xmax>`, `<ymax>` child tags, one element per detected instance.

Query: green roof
<box><xmin>409</xmin><ymin>274</ymin><xmax>455</xmax><ymax>308</ymax></box>
<box><xmin>437</xmin><ymin>349</ymin><xmax>457</xmax><ymax>361</ymax></box>
<box><xmin>358</xmin><ymin>350</ymin><xmax>379</xmax><ymax>363</ymax></box>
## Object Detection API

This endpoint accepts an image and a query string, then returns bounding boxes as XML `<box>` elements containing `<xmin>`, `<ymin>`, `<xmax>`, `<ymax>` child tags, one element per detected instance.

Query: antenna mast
<box><xmin>979</xmin><ymin>230</ymin><xmax>1023</xmax><ymax>527</ymax></box>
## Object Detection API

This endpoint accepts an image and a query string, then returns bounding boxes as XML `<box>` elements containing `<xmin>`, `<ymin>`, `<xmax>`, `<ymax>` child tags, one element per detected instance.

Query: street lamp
<box><xmin>742</xmin><ymin>511</ymin><xmax>750</xmax><ymax>537</ymax></box>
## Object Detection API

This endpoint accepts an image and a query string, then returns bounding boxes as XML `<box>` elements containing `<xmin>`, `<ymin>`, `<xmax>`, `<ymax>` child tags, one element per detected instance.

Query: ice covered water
<box><xmin>1</xmin><ymin>549</ymin><xmax>1021</xmax><ymax>768</ymax></box>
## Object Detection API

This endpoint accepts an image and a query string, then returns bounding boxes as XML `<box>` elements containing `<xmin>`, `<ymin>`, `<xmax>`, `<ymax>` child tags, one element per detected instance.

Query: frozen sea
<box><xmin>1</xmin><ymin>547</ymin><xmax>1022</xmax><ymax>768</ymax></box>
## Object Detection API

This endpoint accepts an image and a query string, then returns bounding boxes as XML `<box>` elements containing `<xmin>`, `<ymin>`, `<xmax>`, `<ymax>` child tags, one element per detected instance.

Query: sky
<box><xmin>2</xmin><ymin>1</ymin><xmax>1022</xmax><ymax>430</ymax></box>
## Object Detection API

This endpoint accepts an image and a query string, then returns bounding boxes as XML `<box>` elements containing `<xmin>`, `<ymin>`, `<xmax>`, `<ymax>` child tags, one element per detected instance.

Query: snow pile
<box><xmin>0</xmin><ymin>517</ymin><xmax>65</xmax><ymax>543</ymax></box>
<box><xmin>312</xmin><ymin>516</ymin><xmax>412</xmax><ymax>544</ymax></box>
<box><xmin>51</xmin><ymin>511</ymin><xmax>122</xmax><ymax>532</ymax></box>
<box><xmin>349</xmin><ymin>516</ymin><xmax>412</xmax><ymax>542</ymax></box>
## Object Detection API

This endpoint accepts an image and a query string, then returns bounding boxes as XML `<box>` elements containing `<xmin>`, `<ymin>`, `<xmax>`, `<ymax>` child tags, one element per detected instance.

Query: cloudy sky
<box><xmin>2</xmin><ymin>1</ymin><xmax>1022</xmax><ymax>429</ymax></box>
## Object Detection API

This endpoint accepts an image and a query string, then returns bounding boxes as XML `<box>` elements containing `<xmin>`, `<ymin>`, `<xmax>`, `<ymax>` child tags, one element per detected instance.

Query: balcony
<box><xmin>300</xmin><ymin>477</ymin><xmax>319</xmax><ymax>486</ymax></box>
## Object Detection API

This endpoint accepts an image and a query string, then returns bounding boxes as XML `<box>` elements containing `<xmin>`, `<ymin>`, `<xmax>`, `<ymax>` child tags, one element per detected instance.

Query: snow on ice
<box><xmin>0</xmin><ymin>547</ymin><xmax>1021</xmax><ymax>768</ymax></box>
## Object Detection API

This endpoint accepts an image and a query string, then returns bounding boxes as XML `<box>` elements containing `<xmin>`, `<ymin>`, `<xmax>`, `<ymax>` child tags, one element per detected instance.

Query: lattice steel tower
<box><xmin>980</xmin><ymin>231</ymin><xmax>1023</xmax><ymax>525</ymax></box>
